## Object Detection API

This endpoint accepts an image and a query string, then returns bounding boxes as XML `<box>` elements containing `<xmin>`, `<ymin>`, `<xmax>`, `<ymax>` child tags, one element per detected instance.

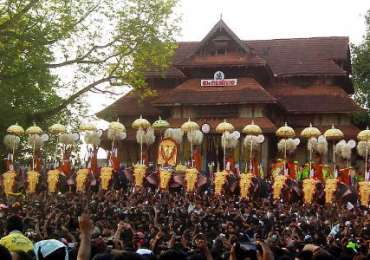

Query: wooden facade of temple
<box><xmin>97</xmin><ymin>19</ymin><xmax>362</xmax><ymax>172</ymax></box>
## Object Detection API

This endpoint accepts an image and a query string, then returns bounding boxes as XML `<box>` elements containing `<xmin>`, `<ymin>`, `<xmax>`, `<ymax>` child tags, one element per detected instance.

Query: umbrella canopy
<box><xmin>357</xmin><ymin>127</ymin><xmax>370</xmax><ymax>142</ymax></box>
<box><xmin>109</xmin><ymin>119</ymin><xmax>126</xmax><ymax>133</ymax></box>
<box><xmin>300</xmin><ymin>123</ymin><xmax>321</xmax><ymax>139</ymax></box>
<box><xmin>276</xmin><ymin>122</ymin><xmax>295</xmax><ymax>138</ymax></box>
<box><xmin>181</xmin><ymin>118</ymin><xmax>199</xmax><ymax>133</ymax></box>
<box><xmin>26</xmin><ymin>123</ymin><xmax>43</xmax><ymax>135</ymax></box>
<box><xmin>324</xmin><ymin>125</ymin><xmax>344</xmax><ymax>141</ymax></box>
<box><xmin>79</xmin><ymin>122</ymin><xmax>97</xmax><ymax>132</ymax></box>
<box><xmin>216</xmin><ymin>119</ymin><xmax>234</xmax><ymax>134</ymax></box>
<box><xmin>7</xmin><ymin>123</ymin><xmax>24</xmax><ymax>136</ymax></box>
<box><xmin>132</xmin><ymin>115</ymin><xmax>151</xmax><ymax>130</ymax></box>
<box><xmin>242</xmin><ymin>120</ymin><xmax>262</xmax><ymax>136</ymax></box>
<box><xmin>49</xmin><ymin>123</ymin><xmax>66</xmax><ymax>135</ymax></box>
<box><xmin>152</xmin><ymin>116</ymin><xmax>170</xmax><ymax>130</ymax></box>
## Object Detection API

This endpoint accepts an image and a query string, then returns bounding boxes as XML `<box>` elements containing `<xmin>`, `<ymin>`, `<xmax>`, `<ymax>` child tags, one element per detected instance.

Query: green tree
<box><xmin>0</xmin><ymin>0</ymin><xmax>179</xmax><ymax>169</ymax></box>
<box><xmin>352</xmin><ymin>9</ymin><xmax>370</xmax><ymax>128</ymax></box>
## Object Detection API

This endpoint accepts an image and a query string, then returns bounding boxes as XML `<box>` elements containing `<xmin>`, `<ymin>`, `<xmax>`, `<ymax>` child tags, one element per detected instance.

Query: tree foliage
<box><xmin>0</xmin><ymin>0</ymin><xmax>179</xmax><ymax>169</ymax></box>
<box><xmin>352</xmin><ymin>9</ymin><xmax>370</xmax><ymax>128</ymax></box>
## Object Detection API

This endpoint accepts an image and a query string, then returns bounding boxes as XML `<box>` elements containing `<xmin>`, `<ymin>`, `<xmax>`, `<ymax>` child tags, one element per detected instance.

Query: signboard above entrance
<box><xmin>200</xmin><ymin>71</ymin><xmax>238</xmax><ymax>87</ymax></box>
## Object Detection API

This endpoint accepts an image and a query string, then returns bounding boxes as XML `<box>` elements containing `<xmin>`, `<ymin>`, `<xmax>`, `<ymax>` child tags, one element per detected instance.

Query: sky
<box><xmin>87</xmin><ymin>0</ymin><xmax>370</xmax><ymax>121</ymax></box>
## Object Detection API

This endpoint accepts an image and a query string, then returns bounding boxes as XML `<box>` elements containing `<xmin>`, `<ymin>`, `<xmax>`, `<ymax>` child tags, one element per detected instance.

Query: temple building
<box><xmin>97</xmin><ymin>19</ymin><xmax>362</xmax><ymax>172</ymax></box>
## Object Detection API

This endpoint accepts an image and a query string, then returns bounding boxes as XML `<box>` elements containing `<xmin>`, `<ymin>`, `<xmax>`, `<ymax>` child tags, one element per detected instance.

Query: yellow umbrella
<box><xmin>152</xmin><ymin>116</ymin><xmax>170</xmax><ymax>131</ymax></box>
<box><xmin>132</xmin><ymin>115</ymin><xmax>150</xmax><ymax>130</ymax></box>
<box><xmin>49</xmin><ymin>123</ymin><xmax>66</xmax><ymax>135</ymax></box>
<box><xmin>357</xmin><ymin>127</ymin><xmax>370</xmax><ymax>142</ymax></box>
<box><xmin>79</xmin><ymin>122</ymin><xmax>96</xmax><ymax>132</ymax></box>
<box><xmin>216</xmin><ymin>119</ymin><xmax>234</xmax><ymax>134</ymax></box>
<box><xmin>276</xmin><ymin>122</ymin><xmax>295</xmax><ymax>138</ymax></box>
<box><xmin>358</xmin><ymin>127</ymin><xmax>370</xmax><ymax>180</ymax></box>
<box><xmin>7</xmin><ymin>123</ymin><xmax>24</xmax><ymax>136</ymax></box>
<box><xmin>300</xmin><ymin>123</ymin><xmax>321</xmax><ymax>139</ymax></box>
<box><xmin>242</xmin><ymin>120</ymin><xmax>262</xmax><ymax>136</ymax></box>
<box><xmin>109</xmin><ymin>119</ymin><xmax>126</xmax><ymax>133</ymax></box>
<box><xmin>324</xmin><ymin>125</ymin><xmax>344</xmax><ymax>141</ymax></box>
<box><xmin>26</xmin><ymin>123</ymin><xmax>43</xmax><ymax>135</ymax></box>
<box><xmin>181</xmin><ymin>118</ymin><xmax>199</xmax><ymax>133</ymax></box>
<box><xmin>324</xmin><ymin>125</ymin><xmax>344</xmax><ymax>173</ymax></box>
<box><xmin>301</xmin><ymin>123</ymin><xmax>321</xmax><ymax>173</ymax></box>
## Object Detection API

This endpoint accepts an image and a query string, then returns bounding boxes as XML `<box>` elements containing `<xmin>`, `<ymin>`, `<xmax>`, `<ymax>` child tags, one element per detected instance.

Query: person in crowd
<box><xmin>0</xmin><ymin>189</ymin><xmax>369</xmax><ymax>259</ymax></box>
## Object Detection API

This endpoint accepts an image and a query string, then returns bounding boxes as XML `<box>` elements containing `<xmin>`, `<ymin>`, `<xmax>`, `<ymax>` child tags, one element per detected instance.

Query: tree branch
<box><xmin>90</xmin><ymin>87</ymin><xmax>124</xmax><ymax>96</ymax></box>
<box><xmin>31</xmin><ymin>77</ymin><xmax>113</xmax><ymax>120</ymax></box>
<box><xmin>46</xmin><ymin>40</ymin><xmax>119</xmax><ymax>68</ymax></box>
<box><xmin>0</xmin><ymin>0</ymin><xmax>40</xmax><ymax>31</ymax></box>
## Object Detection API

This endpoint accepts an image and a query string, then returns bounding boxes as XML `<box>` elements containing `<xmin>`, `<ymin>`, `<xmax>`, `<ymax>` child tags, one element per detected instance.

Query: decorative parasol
<box><xmin>242</xmin><ymin>120</ymin><xmax>262</xmax><ymax>136</ymax></box>
<box><xmin>324</xmin><ymin>125</ymin><xmax>344</xmax><ymax>173</ymax></box>
<box><xmin>216</xmin><ymin>120</ymin><xmax>235</xmax><ymax>170</ymax></box>
<box><xmin>79</xmin><ymin>122</ymin><xmax>97</xmax><ymax>132</ymax></box>
<box><xmin>276</xmin><ymin>122</ymin><xmax>295</xmax><ymax>139</ymax></box>
<box><xmin>357</xmin><ymin>127</ymin><xmax>370</xmax><ymax>142</ymax></box>
<box><xmin>180</xmin><ymin>118</ymin><xmax>200</xmax><ymax>167</ymax></box>
<box><xmin>300</xmin><ymin>123</ymin><xmax>321</xmax><ymax>139</ymax></box>
<box><xmin>49</xmin><ymin>123</ymin><xmax>66</xmax><ymax>135</ymax></box>
<box><xmin>243</xmin><ymin>120</ymin><xmax>263</xmax><ymax>173</ymax></box>
<box><xmin>7</xmin><ymin>123</ymin><xmax>24</xmax><ymax>136</ymax></box>
<box><xmin>181</xmin><ymin>118</ymin><xmax>199</xmax><ymax>133</ymax></box>
<box><xmin>132</xmin><ymin>115</ymin><xmax>150</xmax><ymax>130</ymax></box>
<box><xmin>26</xmin><ymin>123</ymin><xmax>44</xmax><ymax>170</ymax></box>
<box><xmin>152</xmin><ymin>116</ymin><xmax>170</xmax><ymax>131</ymax></box>
<box><xmin>357</xmin><ymin>127</ymin><xmax>370</xmax><ymax>180</ymax></box>
<box><xmin>216</xmin><ymin>119</ymin><xmax>234</xmax><ymax>134</ymax></box>
<box><xmin>26</xmin><ymin>123</ymin><xmax>43</xmax><ymax>135</ymax></box>
<box><xmin>132</xmin><ymin>115</ymin><xmax>150</xmax><ymax>164</ymax></box>
<box><xmin>301</xmin><ymin>123</ymin><xmax>321</xmax><ymax>173</ymax></box>
<box><xmin>276</xmin><ymin>122</ymin><xmax>296</xmax><ymax>173</ymax></box>
<box><xmin>108</xmin><ymin>119</ymin><xmax>126</xmax><ymax>165</ymax></box>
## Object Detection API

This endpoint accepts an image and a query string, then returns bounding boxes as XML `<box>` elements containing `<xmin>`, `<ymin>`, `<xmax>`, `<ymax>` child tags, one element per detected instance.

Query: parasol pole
<box><xmin>250</xmin><ymin>138</ymin><xmax>253</xmax><ymax>172</ymax></box>
<box><xmin>332</xmin><ymin>141</ymin><xmax>336</xmax><ymax>174</ymax></box>
<box><xmin>32</xmin><ymin>135</ymin><xmax>36</xmax><ymax>171</ymax></box>
<box><xmin>223</xmin><ymin>133</ymin><xmax>226</xmax><ymax>170</ymax></box>
<box><xmin>309</xmin><ymin>144</ymin><xmax>312</xmax><ymax>174</ymax></box>
<box><xmin>283</xmin><ymin>138</ymin><xmax>287</xmax><ymax>174</ymax></box>
<box><xmin>140</xmin><ymin>129</ymin><xmax>143</xmax><ymax>164</ymax></box>
<box><xmin>365</xmin><ymin>140</ymin><xmax>369</xmax><ymax>179</ymax></box>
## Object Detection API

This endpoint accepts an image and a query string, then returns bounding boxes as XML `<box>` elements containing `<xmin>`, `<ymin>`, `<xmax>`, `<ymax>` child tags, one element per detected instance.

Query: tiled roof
<box><xmin>167</xmin><ymin>117</ymin><xmax>276</xmax><ymax>133</ymax></box>
<box><xmin>145</xmin><ymin>37</ymin><xmax>349</xmax><ymax>78</ymax></box>
<box><xmin>268</xmin><ymin>84</ymin><xmax>362</xmax><ymax>113</ymax></box>
<box><xmin>96</xmin><ymin>90</ymin><xmax>164</xmax><ymax>120</ymax></box>
<box><xmin>154</xmin><ymin>77</ymin><xmax>276</xmax><ymax>106</ymax></box>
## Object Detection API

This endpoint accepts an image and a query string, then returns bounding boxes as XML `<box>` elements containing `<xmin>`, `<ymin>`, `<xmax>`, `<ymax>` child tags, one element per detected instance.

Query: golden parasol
<box><xmin>152</xmin><ymin>116</ymin><xmax>170</xmax><ymax>131</ymax></box>
<box><xmin>357</xmin><ymin>127</ymin><xmax>370</xmax><ymax>179</ymax></box>
<box><xmin>132</xmin><ymin>115</ymin><xmax>150</xmax><ymax>164</ymax></box>
<box><xmin>216</xmin><ymin>119</ymin><xmax>234</xmax><ymax>134</ymax></box>
<box><xmin>216</xmin><ymin>120</ymin><xmax>235</xmax><ymax>170</ymax></box>
<box><xmin>181</xmin><ymin>118</ymin><xmax>199</xmax><ymax>133</ymax></box>
<box><xmin>79</xmin><ymin>122</ymin><xmax>97</xmax><ymax>132</ymax></box>
<box><xmin>7</xmin><ymin>123</ymin><xmax>24</xmax><ymax>136</ymax></box>
<box><xmin>49</xmin><ymin>123</ymin><xmax>66</xmax><ymax>135</ymax></box>
<box><xmin>242</xmin><ymin>120</ymin><xmax>262</xmax><ymax>136</ymax></box>
<box><xmin>301</xmin><ymin>123</ymin><xmax>321</xmax><ymax>173</ymax></box>
<box><xmin>243</xmin><ymin>120</ymin><xmax>263</xmax><ymax>173</ymax></box>
<box><xmin>26</xmin><ymin>123</ymin><xmax>43</xmax><ymax>170</ymax></box>
<box><xmin>276</xmin><ymin>122</ymin><xmax>295</xmax><ymax>173</ymax></box>
<box><xmin>181</xmin><ymin>118</ymin><xmax>199</xmax><ymax>166</ymax></box>
<box><xmin>324</xmin><ymin>125</ymin><xmax>344</xmax><ymax>173</ymax></box>
<box><xmin>276</xmin><ymin>122</ymin><xmax>295</xmax><ymax>139</ymax></box>
<box><xmin>132</xmin><ymin>115</ymin><xmax>150</xmax><ymax>130</ymax></box>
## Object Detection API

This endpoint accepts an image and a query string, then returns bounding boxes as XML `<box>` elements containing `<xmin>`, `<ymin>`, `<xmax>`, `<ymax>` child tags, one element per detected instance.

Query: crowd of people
<box><xmin>0</xmin><ymin>188</ymin><xmax>369</xmax><ymax>260</ymax></box>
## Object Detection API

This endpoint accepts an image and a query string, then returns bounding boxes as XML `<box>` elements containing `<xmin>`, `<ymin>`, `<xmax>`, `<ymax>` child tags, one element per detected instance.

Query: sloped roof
<box><xmin>146</xmin><ymin>36</ymin><xmax>349</xmax><ymax>78</ymax></box>
<box><xmin>268</xmin><ymin>84</ymin><xmax>362</xmax><ymax>114</ymax></box>
<box><xmin>96</xmin><ymin>90</ymin><xmax>163</xmax><ymax>120</ymax></box>
<box><xmin>154</xmin><ymin>77</ymin><xmax>276</xmax><ymax>106</ymax></box>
